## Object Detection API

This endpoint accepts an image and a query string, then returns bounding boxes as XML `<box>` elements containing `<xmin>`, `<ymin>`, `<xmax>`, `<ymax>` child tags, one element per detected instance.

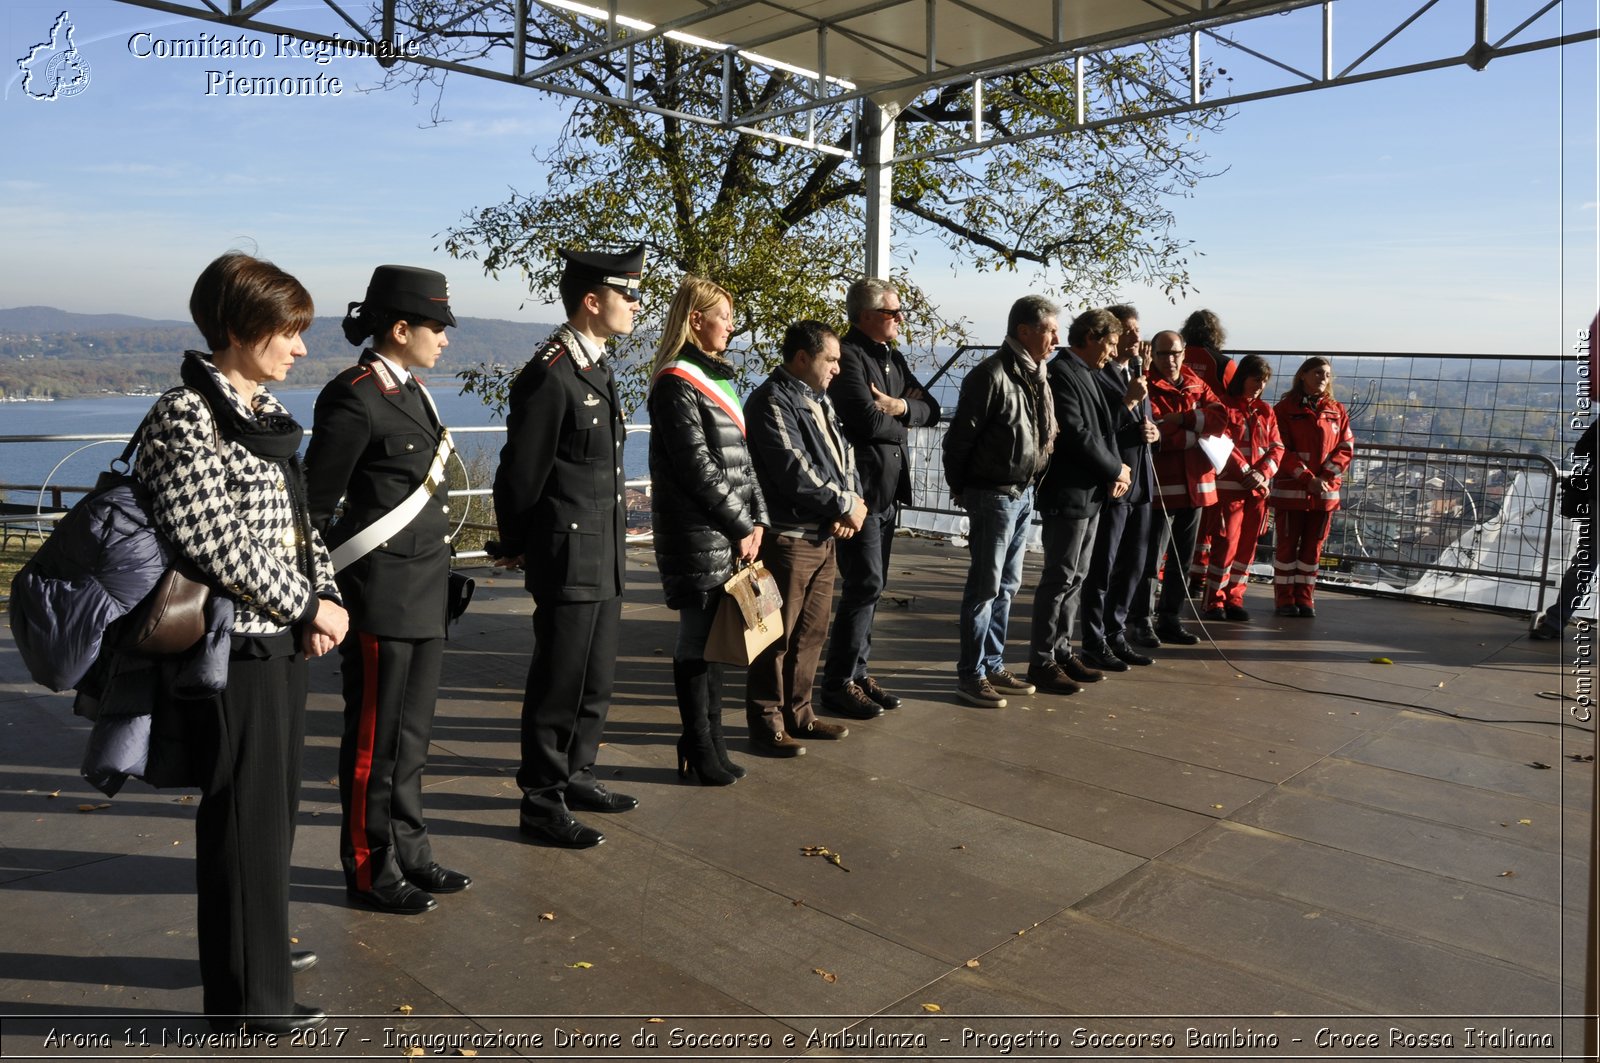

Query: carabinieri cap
<box><xmin>359</xmin><ymin>265</ymin><xmax>457</xmax><ymax>327</ymax></box>
<box><xmin>559</xmin><ymin>245</ymin><xmax>646</xmax><ymax>302</ymax></box>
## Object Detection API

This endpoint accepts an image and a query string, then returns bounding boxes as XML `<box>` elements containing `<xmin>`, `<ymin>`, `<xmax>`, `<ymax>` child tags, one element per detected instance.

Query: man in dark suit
<box><xmin>1079</xmin><ymin>304</ymin><xmax>1161</xmax><ymax>671</ymax></box>
<box><xmin>493</xmin><ymin>246</ymin><xmax>644</xmax><ymax>849</ymax></box>
<box><xmin>306</xmin><ymin>265</ymin><xmax>469</xmax><ymax>916</ymax></box>
<box><xmin>1027</xmin><ymin>308</ymin><xmax>1134</xmax><ymax>695</ymax></box>
<box><xmin>820</xmin><ymin>278</ymin><xmax>940</xmax><ymax>719</ymax></box>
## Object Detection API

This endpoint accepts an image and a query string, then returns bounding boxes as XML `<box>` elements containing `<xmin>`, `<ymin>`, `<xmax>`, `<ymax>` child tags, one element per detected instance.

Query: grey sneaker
<box><xmin>957</xmin><ymin>676</ymin><xmax>1007</xmax><ymax>708</ymax></box>
<box><xmin>986</xmin><ymin>668</ymin><xmax>1037</xmax><ymax>695</ymax></box>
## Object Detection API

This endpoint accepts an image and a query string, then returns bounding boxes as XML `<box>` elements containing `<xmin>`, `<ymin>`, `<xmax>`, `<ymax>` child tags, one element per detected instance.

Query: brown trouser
<box><xmin>745</xmin><ymin>533</ymin><xmax>837</xmax><ymax>735</ymax></box>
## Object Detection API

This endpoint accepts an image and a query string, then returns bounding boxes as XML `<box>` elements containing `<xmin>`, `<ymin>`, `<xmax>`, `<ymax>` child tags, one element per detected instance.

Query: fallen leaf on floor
<box><xmin>397</xmin><ymin>1004</ymin><xmax>414</xmax><ymax>1015</ymax></box>
<box><xmin>456</xmin><ymin>1050</ymin><xmax>478</xmax><ymax>1057</ymax></box>
<box><xmin>965</xmin><ymin>959</ymin><xmax>980</xmax><ymax>968</ymax></box>
<box><xmin>951</xmin><ymin>844</ymin><xmax>966</xmax><ymax>850</ymax></box>
<box><xmin>1437</xmin><ymin>681</ymin><xmax>1446</xmax><ymax>688</ymax></box>
<box><xmin>174</xmin><ymin>795</ymin><xmax>193</xmax><ymax>803</ymax></box>
<box><xmin>1303</xmin><ymin>912</ymin><xmax>1321</xmax><ymax>919</ymax></box>
<box><xmin>1530</xmin><ymin>761</ymin><xmax>1552</xmax><ymax>770</ymax></box>
<box><xmin>46</xmin><ymin>790</ymin><xmax>59</xmax><ymax>799</ymax></box>
<box><xmin>290</xmin><ymin>936</ymin><xmax>299</xmax><ymax>945</ymax></box>
<box><xmin>1518</xmin><ymin>819</ymin><xmax>1532</xmax><ymax>825</ymax></box>
<box><xmin>792</xmin><ymin>898</ymin><xmax>805</xmax><ymax>907</ymax></box>
<box><xmin>567</xmin><ymin>962</ymin><xmax>593</xmax><ymax>969</ymax></box>
<box><xmin>813</xmin><ymin>967</ymin><xmax>838</xmax><ymax>983</ymax></box>
<box><xmin>825</xmin><ymin>852</ymin><xmax>851</xmax><ymax>872</ymax></box>
<box><xmin>1570</xmin><ymin>753</ymin><xmax>1596</xmax><ymax>762</ymax></box>
<box><xmin>921</xmin><ymin>1003</ymin><xmax>942</xmax><ymax>1013</ymax></box>
<box><xmin>1499</xmin><ymin>870</ymin><xmax>1517</xmax><ymax>878</ymax></box>
<box><xmin>539</xmin><ymin>912</ymin><xmax>555</xmax><ymax>921</ymax></box>
<box><xmin>647</xmin><ymin>1018</ymin><xmax>664</xmax><ymax>1024</ymax></box>
<box><xmin>1370</xmin><ymin>656</ymin><xmax>1393</xmax><ymax>664</ymax></box>
<box><xmin>402</xmin><ymin>1048</ymin><xmax>424</xmax><ymax>1058</ymax></box>
<box><xmin>76</xmin><ymin>803</ymin><xmax>110</xmax><ymax>813</ymax></box>
<box><xmin>1211</xmin><ymin>804</ymin><xmax>1225</xmax><ymax>810</ymax></box>
<box><xmin>1106</xmin><ymin>713</ymin><xmax>1117</xmax><ymax>719</ymax></box>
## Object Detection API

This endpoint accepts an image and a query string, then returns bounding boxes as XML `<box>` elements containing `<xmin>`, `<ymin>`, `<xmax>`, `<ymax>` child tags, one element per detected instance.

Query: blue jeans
<box><xmin>958</xmin><ymin>486</ymin><xmax>1034</xmax><ymax>680</ymax></box>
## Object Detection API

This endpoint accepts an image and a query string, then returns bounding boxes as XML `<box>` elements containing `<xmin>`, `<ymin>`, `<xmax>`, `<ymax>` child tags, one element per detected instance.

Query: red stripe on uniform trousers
<box><xmin>348</xmin><ymin>632</ymin><xmax>382</xmax><ymax>891</ymax></box>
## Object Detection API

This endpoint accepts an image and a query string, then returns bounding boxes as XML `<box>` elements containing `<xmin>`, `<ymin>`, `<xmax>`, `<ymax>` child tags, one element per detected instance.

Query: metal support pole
<box><xmin>971</xmin><ymin>77</ymin><xmax>983</xmax><ymax>143</ymax></box>
<box><xmin>926</xmin><ymin>0</ymin><xmax>937</xmax><ymax>74</ymax></box>
<box><xmin>862</xmin><ymin>100</ymin><xmax>897</xmax><ymax>279</ymax></box>
<box><xmin>1322</xmin><ymin>1</ymin><xmax>1333</xmax><ymax>81</ymax></box>
<box><xmin>1074</xmin><ymin>54</ymin><xmax>1084</xmax><ymax>125</ymax></box>
<box><xmin>1190</xmin><ymin>31</ymin><xmax>1201</xmax><ymax>103</ymax></box>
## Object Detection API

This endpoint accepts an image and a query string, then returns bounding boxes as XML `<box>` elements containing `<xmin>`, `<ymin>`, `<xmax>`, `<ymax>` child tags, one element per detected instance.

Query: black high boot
<box><xmin>673</xmin><ymin>658</ymin><xmax>736</xmax><ymax>786</ymax></box>
<box><xmin>704</xmin><ymin>661</ymin><xmax>747</xmax><ymax>779</ymax></box>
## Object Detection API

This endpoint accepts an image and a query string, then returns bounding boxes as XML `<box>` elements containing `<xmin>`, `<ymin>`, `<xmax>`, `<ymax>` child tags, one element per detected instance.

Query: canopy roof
<box><xmin>110</xmin><ymin>0</ymin><xmax>1595</xmax><ymax>161</ymax></box>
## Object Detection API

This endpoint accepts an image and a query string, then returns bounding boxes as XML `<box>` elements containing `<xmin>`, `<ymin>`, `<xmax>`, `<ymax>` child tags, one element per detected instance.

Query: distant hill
<box><xmin>0</xmin><ymin>307</ymin><xmax>566</xmax><ymax>399</ymax></box>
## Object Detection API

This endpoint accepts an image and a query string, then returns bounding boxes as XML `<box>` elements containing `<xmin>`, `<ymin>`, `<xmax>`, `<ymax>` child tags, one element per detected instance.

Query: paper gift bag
<box><xmin>704</xmin><ymin>560</ymin><xmax>784</xmax><ymax>665</ymax></box>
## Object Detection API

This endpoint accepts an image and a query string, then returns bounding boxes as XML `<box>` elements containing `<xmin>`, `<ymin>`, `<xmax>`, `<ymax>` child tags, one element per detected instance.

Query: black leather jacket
<box><xmin>942</xmin><ymin>341</ymin><xmax>1052</xmax><ymax>498</ymax></box>
<box><xmin>647</xmin><ymin>345</ymin><xmax>768</xmax><ymax>610</ymax></box>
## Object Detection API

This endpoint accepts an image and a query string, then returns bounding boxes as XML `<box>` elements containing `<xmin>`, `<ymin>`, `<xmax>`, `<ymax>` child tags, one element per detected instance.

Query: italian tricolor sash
<box><xmin>655</xmin><ymin>357</ymin><xmax>746</xmax><ymax>436</ymax></box>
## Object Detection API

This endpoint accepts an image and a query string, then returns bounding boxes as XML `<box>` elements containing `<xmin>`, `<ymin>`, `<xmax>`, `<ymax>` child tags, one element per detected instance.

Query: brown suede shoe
<box><xmin>797</xmin><ymin>718</ymin><xmax>849</xmax><ymax>740</ymax></box>
<box><xmin>748</xmin><ymin>727</ymin><xmax>807</xmax><ymax>757</ymax></box>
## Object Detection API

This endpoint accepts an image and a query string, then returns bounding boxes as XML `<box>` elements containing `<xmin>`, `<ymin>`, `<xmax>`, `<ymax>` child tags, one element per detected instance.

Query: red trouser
<box><xmin>1272</xmin><ymin>508</ymin><xmax>1333</xmax><ymax>607</ymax></box>
<box><xmin>1205</xmin><ymin>497</ymin><xmax>1268</xmax><ymax>610</ymax></box>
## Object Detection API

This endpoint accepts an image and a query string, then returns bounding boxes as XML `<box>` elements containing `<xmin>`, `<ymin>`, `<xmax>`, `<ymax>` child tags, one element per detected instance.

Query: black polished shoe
<box><xmin>1059</xmin><ymin>654</ymin><xmax>1106</xmax><ymax>683</ymax></box>
<box><xmin>1108</xmin><ymin>637</ymin><xmax>1154</xmax><ymax>666</ymax></box>
<box><xmin>565</xmin><ymin>784</ymin><xmax>639</xmax><ymax>814</ymax></box>
<box><xmin>1298</xmin><ymin>605</ymin><xmax>1316</xmax><ymax>618</ymax></box>
<box><xmin>1275</xmin><ymin>604</ymin><xmax>1299</xmax><ymax>617</ymax></box>
<box><xmin>290</xmin><ymin>951</ymin><xmax>318</xmax><ymax>975</ymax></box>
<box><xmin>1224</xmin><ymin>604</ymin><xmax>1251</xmax><ymax>622</ymax></box>
<box><xmin>242</xmin><ymin>1004</ymin><xmax>326</xmax><ymax>1035</ymax></box>
<box><xmin>1155</xmin><ymin>617</ymin><xmax>1201</xmax><ymax>645</ymax></box>
<box><xmin>405</xmin><ymin>862</ymin><xmax>472</xmax><ymax>894</ymax></box>
<box><xmin>519</xmin><ymin>813</ymin><xmax>605</xmax><ymax>848</ymax></box>
<box><xmin>858</xmin><ymin>676</ymin><xmax>902</xmax><ymax>711</ymax></box>
<box><xmin>1201</xmin><ymin>606</ymin><xmax>1227</xmax><ymax>621</ymax></box>
<box><xmin>346</xmin><ymin>880</ymin><xmax>437</xmax><ymax>916</ymax></box>
<box><xmin>1128</xmin><ymin>620</ymin><xmax>1162</xmax><ymax>649</ymax></box>
<box><xmin>1079</xmin><ymin>642</ymin><xmax>1130</xmax><ymax>673</ymax></box>
<box><xmin>819</xmin><ymin>682</ymin><xmax>883</xmax><ymax>719</ymax></box>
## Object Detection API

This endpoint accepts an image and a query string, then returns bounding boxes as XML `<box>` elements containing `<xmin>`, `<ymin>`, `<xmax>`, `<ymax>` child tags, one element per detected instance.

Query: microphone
<box><xmin>1129</xmin><ymin>354</ymin><xmax>1143</xmax><ymax>377</ymax></box>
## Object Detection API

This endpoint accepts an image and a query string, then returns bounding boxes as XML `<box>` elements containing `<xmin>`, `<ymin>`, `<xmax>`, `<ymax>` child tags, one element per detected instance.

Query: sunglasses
<box><xmin>874</xmin><ymin>307</ymin><xmax>907</xmax><ymax>320</ymax></box>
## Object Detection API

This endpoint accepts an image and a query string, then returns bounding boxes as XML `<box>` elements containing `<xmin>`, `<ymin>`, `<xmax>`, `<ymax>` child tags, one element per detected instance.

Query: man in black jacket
<box><xmin>493</xmin><ymin>246</ymin><xmax>643</xmax><ymax>849</ymax></box>
<box><xmin>1079</xmin><ymin>304</ymin><xmax>1162</xmax><ymax>672</ymax></box>
<box><xmin>942</xmin><ymin>295</ymin><xmax>1059</xmax><ymax>708</ymax></box>
<box><xmin>744</xmin><ymin>321</ymin><xmax>866</xmax><ymax>755</ymax></box>
<box><xmin>821</xmin><ymin>278</ymin><xmax>940</xmax><ymax>719</ymax></box>
<box><xmin>1027</xmin><ymin>308</ymin><xmax>1135</xmax><ymax>696</ymax></box>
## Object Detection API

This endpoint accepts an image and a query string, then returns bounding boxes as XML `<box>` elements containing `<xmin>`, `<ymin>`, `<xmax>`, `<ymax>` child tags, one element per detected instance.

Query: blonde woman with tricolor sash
<box><xmin>646</xmin><ymin>277</ymin><xmax>768</xmax><ymax>785</ymax></box>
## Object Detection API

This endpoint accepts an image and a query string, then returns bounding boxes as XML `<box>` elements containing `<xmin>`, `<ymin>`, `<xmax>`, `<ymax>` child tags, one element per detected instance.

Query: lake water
<box><xmin>0</xmin><ymin>384</ymin><xmax>652</xmax><ymax>505</ymax></box>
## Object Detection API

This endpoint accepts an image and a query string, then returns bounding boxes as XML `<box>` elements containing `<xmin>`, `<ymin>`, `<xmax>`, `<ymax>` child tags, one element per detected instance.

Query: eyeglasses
<box><xmin>875</xmin><ymin>307</ymin><xmax>907</xmax><ymax>320</ymax></box>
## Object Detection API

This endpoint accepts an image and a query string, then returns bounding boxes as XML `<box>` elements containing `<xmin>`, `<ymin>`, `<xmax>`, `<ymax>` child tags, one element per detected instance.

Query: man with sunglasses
<box><xmin>820</xmin><ymin>278</ymin><xmax>940</xmax><ymax>720</ymax></box>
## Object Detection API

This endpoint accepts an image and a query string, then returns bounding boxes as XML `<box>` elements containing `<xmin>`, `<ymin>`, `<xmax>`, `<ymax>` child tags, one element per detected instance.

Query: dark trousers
<box><xmin>1030</xmin><ymin>510</ymin><xmax>1101</xmax><ymax>667</ymax></box>
<box><xmin>823</xmin><ymin>504</ymin><xmax>896</xmax><ymax>689</ymax></box>
<box><xmin>195</xmin><ymin>644</ymin><xmax>306</xmax><ymax>1018</ymax></box>
<box><xmin>517</xmin><ymin>596</ymin><xmax>621</xmax><ymax>822</ymax></box>
<box><xmin>1082</xmin><ymin>501</ymin><xmax>1152</xmax><ymax>646</ymax></box>
<box><xmin>746</xmin><ymin>534</ymin><xmax>836</xmax><ymax>734</ymax></box>
<box><xmin>1132</xmin><ymin>504</ymin><xmax>1203</xmax><ymax>622</ymax></box>
<box><xmin>338</xmin><ymin>632</ymin><xmax>442</xmax><ymax>892</ymax></box>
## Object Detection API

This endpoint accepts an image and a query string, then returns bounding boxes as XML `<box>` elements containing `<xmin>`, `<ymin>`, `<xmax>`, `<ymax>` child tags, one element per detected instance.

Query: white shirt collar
<box><xmin>372</xmin><ymin>350</ymin><xmax>411</xmax><ymax>384</ymax></box>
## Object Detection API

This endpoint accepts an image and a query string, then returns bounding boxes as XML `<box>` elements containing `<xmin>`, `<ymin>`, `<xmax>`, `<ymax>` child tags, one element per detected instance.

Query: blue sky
<box><xmin>1</xmin><ymin>0</ymin><xmax>1595</xmax><ymax>356</ymax></box>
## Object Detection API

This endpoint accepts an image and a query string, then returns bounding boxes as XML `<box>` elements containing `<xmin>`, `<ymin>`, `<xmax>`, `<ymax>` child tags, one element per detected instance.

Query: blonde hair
<box><xmin>650</xmin><ymin>276</ymin><xmax>734</xmax><ymax>375</ymax></box>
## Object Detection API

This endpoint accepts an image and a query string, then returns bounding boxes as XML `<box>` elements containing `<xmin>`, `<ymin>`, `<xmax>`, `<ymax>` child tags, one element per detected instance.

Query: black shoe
<box><xmin>859</xmin><ymin>676</ymin><xmax>902</xmax><ymax>711</ymax></box>
<box><xmin>346</xmin><ymin>880</ymin><xmax>437</xmax><ymax>916</ymax></box>
<box><xmin>1108</xmin><ymin>637</ymin><xmax>1154</xmax><ymax>666</ymax></box>
<box><xmin>519</xmin><ymin>813</ymin><xmax>605</xmax><ymax>848</ymax></box>
<box><xmin>1155</xmin><ymin>617</ymin><xmax>1200</xmax><ymax>645</ymax></box>
<box><xmin>1059</xmin><ymin>654</ymin><xmax>1105</xmax><ymax>683</ymax></box>
<box><xmin>236</xmin><ymin>1004</ymin><xmax>326</xmax><ymax>1035</ymax></box>
<box><xmin>565</xmin><ymin>784</ymin><xmax>638</xmax><ymax>813</ymax></box>
<box><xmin>1275</xmin><ymin>604</ymin><xmax>1298</xmax><ymax>617</ymax></box>
<box><xmin>1201</xmin><ymin>606</ymin><xmax>1226</xmax><ymax>621</ymax></box>
<box><xmin>290</xmin><ymin>951</ymin><xmax>318</xmax><ymax>975</ymax></box>
<box><xmin>677</xmin><ymin>734</ymin><xmax>737</xmax><ymax>786</ymax></box>
<box><xmin>1024</xmin><ymin>660</ymin><xmax>1080</xmax><ymax>696</ymax></box>
<box><xmin>1128</xmin><ymin>621</ymin><xmax>1162</xmax><ymax>649</ymax></box>
<box><xmin>1530</xmin><ymin>620</ymin><xmax>1562</xmax><ymax>640</ymax></box>
<box><xmin>1298</xmin><ymin>605</ymin><xmax>1316</xmax><ymax>618</ymax></box>
<box><xmin>1079</xmin><ymin>643</ymin><xmax>1130</xmax><ymax>673</ymax></box>
<box><xmin>1224</xmin><ymin>605</ymin><xmax>1251</xmax><ymax>622</ymax></box>
<box><xmin>819</xmin><ymin>682</ymin><xmax>883</xmax><ymax>719</ymax></box>
<box><xmin>405</xmin><ymin>862</ymin><xmax>471</xmax><ymax>894</ymax></box>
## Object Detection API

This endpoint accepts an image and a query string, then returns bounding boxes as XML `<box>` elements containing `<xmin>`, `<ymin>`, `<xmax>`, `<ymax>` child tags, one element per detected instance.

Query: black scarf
<box><xmin>180</xmin><ymin>350</ymin><xmax>318</xmax><ymax>600</ymax></box>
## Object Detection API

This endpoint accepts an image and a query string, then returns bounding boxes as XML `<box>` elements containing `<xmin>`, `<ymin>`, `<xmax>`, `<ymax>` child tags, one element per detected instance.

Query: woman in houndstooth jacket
<box><xmin>133</xmin><ymin>252</ymin><xmax>348</xmax><ymax>1034</ymax></box>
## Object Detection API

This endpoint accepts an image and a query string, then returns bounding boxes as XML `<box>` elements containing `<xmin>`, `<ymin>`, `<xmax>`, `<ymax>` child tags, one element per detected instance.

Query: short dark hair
<box><xmin>1106</xmin><ymin>303</ymin><xmax>1139</xmax><ymax>325</ymax></box>
<box><xmin>1067</xmin><ymin>308</ymin><xmax>1122</xmax><ymax>348</ymax></box>
<box><xmin>558</xmin><ymin>269</ymin><xmax>598</xmax><ymax>318</ymax></box>
<box><xmin>189</xmin><ymin>251</ymin><xmax>314</xmax><ymax>353</ymax></box>
<box><xmin>781</xmin><ymin>320</ymin><xmax>836</xmax><ymax>363</ymax></box>
<box><xmin>1181</xmin><ymin>309</ymin><xmax>1226</xmax><ymax>351</ymax></box>
<box><xmin>1006</xmin><ymin>295</ymin><xmax>1058</xmax><ymax>339</ymax></box>
<box><xmin>1229</xmin><ymin>354</ymin><xmax>1273</xmax><ymax>396</ymax></box>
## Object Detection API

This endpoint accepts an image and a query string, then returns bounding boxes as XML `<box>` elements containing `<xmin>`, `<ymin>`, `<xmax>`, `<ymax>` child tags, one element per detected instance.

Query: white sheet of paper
<box><xmin>1197</xmin><ymin>433</ymin><xmax>1235</xmax><ymax>474</ymax></box>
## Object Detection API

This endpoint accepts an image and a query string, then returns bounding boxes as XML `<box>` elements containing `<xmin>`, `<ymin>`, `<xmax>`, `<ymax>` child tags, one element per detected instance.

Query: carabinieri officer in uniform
<box><xmin>493</xmin><ymin>246</ymin><xmax>643</xmax><ymax>848</ymax></box>
<box><xmin>305</xmin><ymin>265</ymin><xmax>470</xmax><ymax>915</ymax></box>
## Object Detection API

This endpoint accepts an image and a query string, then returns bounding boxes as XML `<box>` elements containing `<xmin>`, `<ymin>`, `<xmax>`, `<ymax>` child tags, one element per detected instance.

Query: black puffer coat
<box><xmin>648</xmin><ymin>345</ymin><xmax>768</xmax><ymax>610</ymax></box>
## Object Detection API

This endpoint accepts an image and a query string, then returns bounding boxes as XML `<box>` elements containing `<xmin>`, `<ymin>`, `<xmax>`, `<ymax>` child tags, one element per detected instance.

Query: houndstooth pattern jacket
<box><xmin>133</xmin><ymin>364</ymin><xmax>338</xmax><ymax>636</ymax></box>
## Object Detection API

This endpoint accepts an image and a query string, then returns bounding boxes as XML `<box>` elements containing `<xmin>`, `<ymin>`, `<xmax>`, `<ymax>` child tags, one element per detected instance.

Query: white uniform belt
<box><xmin>330</xmin><ymin>382</ymin><xmax>455</xmax><ymax>573</ymax></box>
